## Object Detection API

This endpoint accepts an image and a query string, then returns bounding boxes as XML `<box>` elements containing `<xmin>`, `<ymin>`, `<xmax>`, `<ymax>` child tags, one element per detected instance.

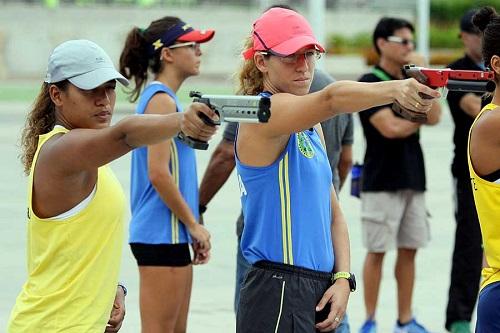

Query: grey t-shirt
<box><xmin>320</xmin><ymin>115</ymin><xmax>354</xmax><ymax>192</ymax></box>
<box><xmin>223</xmin><ymin>69</ymin><xmax>354</xmax><ymax>235</ymax></box>
<box><xmin>309</xmin><ymin>69</ymin><xmax>354</xmax><ymax>193</ymax></box>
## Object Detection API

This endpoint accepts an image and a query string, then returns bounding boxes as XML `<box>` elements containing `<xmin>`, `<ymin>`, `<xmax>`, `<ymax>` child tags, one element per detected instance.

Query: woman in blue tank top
<box><xmin>119</xmin><ymin>17</ymin><xmax>215</xmax><ymax>332</ymax></box>
<box><xmin>234</xmin><ymin>8</ymin><xmax>441</xmax><ymax>333</ymax></box>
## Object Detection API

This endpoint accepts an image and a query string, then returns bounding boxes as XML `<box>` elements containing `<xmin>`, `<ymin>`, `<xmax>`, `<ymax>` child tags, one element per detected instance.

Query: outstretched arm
<box><xmin>257</xmin><ymin>79</ymin><xmax>440</xmax><ymax>137</ymax></box>
<box><xmin>237</xmin><ymin>79</ymin><xmax>440</xmax><ymax>167</ymax></box>
<box><xmin>46</xmin><ymin>101</ymin><xmax>218</xmax><ymax>174</ymax></box>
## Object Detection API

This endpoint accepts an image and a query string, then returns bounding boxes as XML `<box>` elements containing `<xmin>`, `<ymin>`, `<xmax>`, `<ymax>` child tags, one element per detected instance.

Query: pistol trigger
<box><xmin>213</xmin><ymin>110</ymin><xmax>221</xmax><ymax>126</ymax></box>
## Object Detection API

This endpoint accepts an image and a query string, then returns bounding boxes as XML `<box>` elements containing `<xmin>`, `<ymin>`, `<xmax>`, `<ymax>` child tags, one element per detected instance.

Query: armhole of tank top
<box><xmin>145</xmin><ymin>85</ymin><xmax>179</xmax><ymax>115</ymax></box>
<box><xmin>235</xmin><ymin>132</ymin><xmax>294</xmax><ymax>170</ymax></box>
<box><xmin>310</xmin><ymin>126</ymin><xmax>323</xmax><ymax>144</ymax></box>
<box><xmin>50</xmin><ymin>184</ymin><xmax>97</xmax><ymax>221</ymax></box>
<box><xmin>29</xmin><ymin>127</ymin><xmax>101</xmax><ymax>222</ymax></box>
<box><xmin>235</xmin><ymin>91</ymin><xmax>297</xmax><ymax>169</ymax></box>
<box><xmin>482</xmin><ymin>169</ymin><xmax>500</xmax><ymax>183</ymax></box>
<box><xmin>28</xmin><ymin>128</ymin><xmax>67</xmax><ymax>220</ymax></box>
<box><xmin>469</xmin><ymin>105</ymin><xmax>500</xmax><ymax>185</ymax></box>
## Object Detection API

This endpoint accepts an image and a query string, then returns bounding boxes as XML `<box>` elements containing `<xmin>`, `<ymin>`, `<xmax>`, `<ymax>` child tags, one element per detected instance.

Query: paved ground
<box><xmin>0</xmin><ymin>95</ymin><xmax>470</xmax><ymax>332</ymax></box>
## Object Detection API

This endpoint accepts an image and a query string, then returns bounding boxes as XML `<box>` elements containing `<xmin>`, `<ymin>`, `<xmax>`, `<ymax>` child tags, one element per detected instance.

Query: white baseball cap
<box><xmin>45</xmin><ymin>39</ymin><xmax>129</xmax><ymax>90</ymax></box>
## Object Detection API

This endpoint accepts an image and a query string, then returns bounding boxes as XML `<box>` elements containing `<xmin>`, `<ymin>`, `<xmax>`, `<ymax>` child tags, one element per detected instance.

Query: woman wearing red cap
<box><xmin>119</xmin><ymin>17</ymin><xmax>215</xmax><ymax>333</ymax></box>
<box><xmin>234</xmin><ymin>7</ymin><xmax>440</xmax><ymax>333</ymax></box>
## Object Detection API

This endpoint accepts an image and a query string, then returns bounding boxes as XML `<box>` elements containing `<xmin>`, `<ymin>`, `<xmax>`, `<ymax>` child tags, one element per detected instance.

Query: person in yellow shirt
<box><xmin>7</xmin><ymin>39</ymin><xmax>216</xmax><ymax>333</ymax></box>
<box><xmin>467</xmin><ymin>6</ymin><xmax>500</xmax><ymax>333</ymax></box>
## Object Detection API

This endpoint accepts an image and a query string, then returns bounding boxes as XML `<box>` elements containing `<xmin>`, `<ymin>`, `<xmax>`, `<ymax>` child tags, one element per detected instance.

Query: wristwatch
<box><xmin>333</xmin><ymin>272</ymin><xmax>356</xmax><ymax>292</ymax></box>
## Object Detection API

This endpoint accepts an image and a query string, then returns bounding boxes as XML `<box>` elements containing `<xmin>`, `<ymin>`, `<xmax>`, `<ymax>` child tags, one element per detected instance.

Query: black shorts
<box><xmin>130</xmin><ymin>243</ymin><xmax>192</xmax><ymax>267</ymax></box>
<box><xmin>237</xmin><ymin>260</ymin><xmax>334</xmax><ymax>333</ymax></box>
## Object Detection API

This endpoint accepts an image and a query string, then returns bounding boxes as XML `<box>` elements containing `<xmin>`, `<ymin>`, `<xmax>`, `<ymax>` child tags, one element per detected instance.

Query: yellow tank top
<box><xmin>468</xmin><ymin>103</ymin><xmax>500</xmax><ymax>291</ymax></box>
<box><xmin>8</xmin><ymin>127</ymin><xmax>126</xmax><ymax>332</ymax></box>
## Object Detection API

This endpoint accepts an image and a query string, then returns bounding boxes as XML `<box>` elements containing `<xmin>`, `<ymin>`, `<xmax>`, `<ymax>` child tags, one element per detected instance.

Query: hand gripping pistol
<box><xmin>178</xmin><ymin>91</ymin><xmax>271</xmax><ymax>150</ymax></box>
<box><xmin>393</xmin><ymin>64</ymin><xmax>496</xmax><ymax>123</ymax></box>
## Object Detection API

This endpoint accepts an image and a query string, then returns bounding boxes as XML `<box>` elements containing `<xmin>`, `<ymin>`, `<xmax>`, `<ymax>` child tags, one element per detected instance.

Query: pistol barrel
<box><xmin>446</xmin><ymin>79</ymin><xmax>496</xmax><ymax>93</ymax></box>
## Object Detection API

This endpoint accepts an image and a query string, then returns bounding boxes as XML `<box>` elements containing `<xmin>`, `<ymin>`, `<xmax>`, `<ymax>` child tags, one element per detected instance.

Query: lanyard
<box><xmin>371</xmin><ymin>67</ymin><xmax>392</xmax><ymax>82</ymax></box>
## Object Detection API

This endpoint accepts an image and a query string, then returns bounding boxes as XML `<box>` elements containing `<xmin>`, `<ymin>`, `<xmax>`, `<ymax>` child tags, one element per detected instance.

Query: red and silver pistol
<box><xmin>393</xmin><ymin>64</ymin><xmax>496</xmax><ymax>123</ymax></box>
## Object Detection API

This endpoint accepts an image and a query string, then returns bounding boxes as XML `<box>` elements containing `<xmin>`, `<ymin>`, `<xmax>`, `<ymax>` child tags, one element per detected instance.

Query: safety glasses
<box><xmin>260</xmin><ymin>49</ymin><xmax>322</xmax><ymax>65</ymax></box>
<box><xmin>167</xmin><ymin>41</ymin><xmax>200</xmax><ymax>51</ymax></box>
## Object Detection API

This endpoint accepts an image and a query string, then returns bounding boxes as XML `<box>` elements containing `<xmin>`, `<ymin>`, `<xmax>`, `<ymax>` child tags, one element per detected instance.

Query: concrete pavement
<box><xmin>0</xmin><ymin>98</ymin><xmax>464</xmax><ymax>332</ymax></box>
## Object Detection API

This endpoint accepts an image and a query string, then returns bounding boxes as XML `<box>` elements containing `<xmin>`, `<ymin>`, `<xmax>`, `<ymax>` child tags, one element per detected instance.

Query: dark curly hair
<box><xmin>20</xmin><ymin>81</ymin><xmax>69</xmax><ymax>174</ymax></box>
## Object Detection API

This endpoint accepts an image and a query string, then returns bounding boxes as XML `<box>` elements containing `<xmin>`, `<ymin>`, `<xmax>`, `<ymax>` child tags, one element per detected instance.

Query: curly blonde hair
<box><xmin>236</xmin><ymin>36</ymin><xmax>265</xmax><ymax>95</ymax></box>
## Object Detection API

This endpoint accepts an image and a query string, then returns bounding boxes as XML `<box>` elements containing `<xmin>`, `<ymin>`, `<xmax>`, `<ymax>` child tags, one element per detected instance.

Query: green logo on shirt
<box><xmin>297</xmin><ymin>132</ymin><xmax>315</xmax><ymax>158</ymax></box>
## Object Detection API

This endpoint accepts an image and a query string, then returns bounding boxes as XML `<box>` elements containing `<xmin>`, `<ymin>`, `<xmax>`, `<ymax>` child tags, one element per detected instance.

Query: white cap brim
<box><xmin>68</xmin><ymin>67</ymin><xmax>129</xmax><ymax>90</ymax></box>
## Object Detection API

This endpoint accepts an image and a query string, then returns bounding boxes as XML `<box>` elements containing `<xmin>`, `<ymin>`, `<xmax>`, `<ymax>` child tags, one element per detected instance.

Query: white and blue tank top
<box><xmin>129</xmin><ymin>82</ymin><xmax>198</xmax><ymax>244</ymax></box>
<box><xmin>235</xmin><ymin>92</ymin><xmax>335</xmax><ymax>272</ymax></box>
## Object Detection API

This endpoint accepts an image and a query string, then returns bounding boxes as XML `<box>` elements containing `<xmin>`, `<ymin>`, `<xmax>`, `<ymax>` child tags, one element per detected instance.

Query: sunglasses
<box><xmin>167</xmin><ymin>41</ymin><xmax>200</xmax><ymax>50</ymax></box>
<box><xmin>260</xmin><ymin>49</ymin><xmax>322</xmax><ymax>65</ymax></box>
<box><xmin>386</xmin><ymin>36</ymin><xmax>415</xmax><ymax>47</ymax></box>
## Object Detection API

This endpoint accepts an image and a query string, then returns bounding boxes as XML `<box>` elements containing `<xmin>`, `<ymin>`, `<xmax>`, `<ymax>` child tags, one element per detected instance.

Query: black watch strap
<box><xmin>118</xmin><ymin>283</ymin><xmax>127</xmax><ymax>296</ymax></box>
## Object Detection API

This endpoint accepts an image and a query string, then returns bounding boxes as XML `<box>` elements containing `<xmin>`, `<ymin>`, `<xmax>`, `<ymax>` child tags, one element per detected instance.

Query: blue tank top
<box><xmin>129</xmin><ymin>82</ymin><xmax>198</xmax><ymax>244</ymax></box>
<box><xmin>236</xmin><ymin>100</ymin><xmax>334</xmax><ymax>272</ymax></box>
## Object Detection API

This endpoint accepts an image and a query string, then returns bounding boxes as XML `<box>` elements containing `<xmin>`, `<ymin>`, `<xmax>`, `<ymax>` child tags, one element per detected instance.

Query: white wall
<box><xmin>0</xmin><ymin>4</ymin><xmax>412</xmax><ymax>80</ymax></box>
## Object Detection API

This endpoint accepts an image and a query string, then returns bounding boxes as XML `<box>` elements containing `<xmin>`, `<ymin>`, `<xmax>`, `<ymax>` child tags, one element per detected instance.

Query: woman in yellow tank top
<box><xmin>7</xmin><ymin>40</ymin><xmax>217</xmax><ymax>333</ymax></box>
<box><xmin>467</xmin><ymin>7</ymin><xmax>500</xmax><ymax>333</ymax></box>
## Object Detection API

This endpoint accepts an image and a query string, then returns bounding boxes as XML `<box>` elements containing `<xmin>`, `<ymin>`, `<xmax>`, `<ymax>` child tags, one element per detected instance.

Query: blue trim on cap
<box><xmin>149</xmin><ymin>21</ymin><xmax>194</xmax><ymax>56</ymax></box>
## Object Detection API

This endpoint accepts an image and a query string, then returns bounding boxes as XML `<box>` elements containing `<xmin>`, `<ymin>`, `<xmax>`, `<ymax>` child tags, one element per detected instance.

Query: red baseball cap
<box><xmin>149</xmin><ymin>21</ymin><xmax>215</xmax><ymax>55</ymax></box>
<box><xmin>243</xmin><ymin>8</ymin><xmax>325</xmax><ymax>60</ymax></box>
<box><xmin>177</xmin><ymin>26</ymin><xmax>215</xmax><ymax>43</ymax></box>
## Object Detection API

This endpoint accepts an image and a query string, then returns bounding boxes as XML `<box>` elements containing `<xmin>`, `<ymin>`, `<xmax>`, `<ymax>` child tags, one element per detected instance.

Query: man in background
<box><xmin>357</xmin><ymin>17</ymin><xmax>441</xmax><ymax>333</ymax></box>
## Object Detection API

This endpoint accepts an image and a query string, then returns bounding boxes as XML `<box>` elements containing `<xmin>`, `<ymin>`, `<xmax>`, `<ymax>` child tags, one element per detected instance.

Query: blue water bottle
<box><xmin>350</xmin><ymin>163</ymin><xmax>363</xmax><ymax>198</ymax></box>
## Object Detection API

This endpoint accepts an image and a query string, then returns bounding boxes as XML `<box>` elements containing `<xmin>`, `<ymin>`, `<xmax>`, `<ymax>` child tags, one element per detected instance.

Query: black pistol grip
<box><xmin>177</xmin><ymin>132</ymin><xmax>209</xmax><ymax>150</ymax></box>
<box><xmin>257</xmin><ymin>96</ymin><xmax>271</xmax><ymax>123</ymax></box>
